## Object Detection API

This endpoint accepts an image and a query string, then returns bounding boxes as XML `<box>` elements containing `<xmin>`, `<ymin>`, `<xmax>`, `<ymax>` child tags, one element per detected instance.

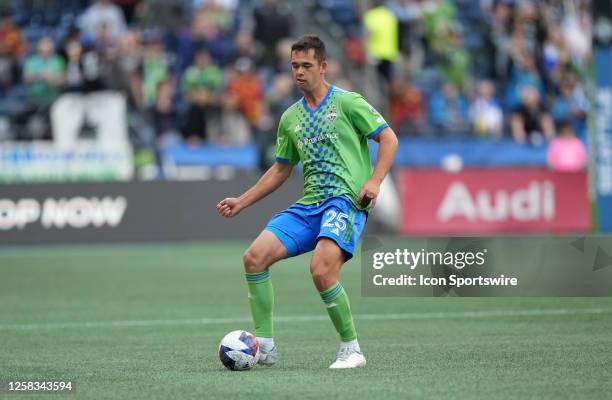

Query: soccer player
<box><xmin>216</xmin><ymin>35</ymin><xmax>398</xmax><ymax>369</ymax></box>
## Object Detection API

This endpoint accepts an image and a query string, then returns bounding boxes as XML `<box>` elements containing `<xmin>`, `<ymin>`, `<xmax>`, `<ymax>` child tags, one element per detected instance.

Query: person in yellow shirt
<box><xmin>364</xmin><ymin>4</ymin><xmax>399</xmax><ymax>82</ymax></box>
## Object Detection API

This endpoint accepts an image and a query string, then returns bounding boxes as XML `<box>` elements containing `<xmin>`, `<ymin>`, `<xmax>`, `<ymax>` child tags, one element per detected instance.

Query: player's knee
<box><xmin>243</xmin><ymin>248</ymin><xmax>266</xmax><ymax>273</ymax></box>
<box><xmin>310</xmin><ymin>261</ymin><xmax>336</xmax><ymax>291</ymax></box>
<box><xmin>311</xmin><ymin>270</ymin><xmax>335</xmax><ymax>291</ymax></box>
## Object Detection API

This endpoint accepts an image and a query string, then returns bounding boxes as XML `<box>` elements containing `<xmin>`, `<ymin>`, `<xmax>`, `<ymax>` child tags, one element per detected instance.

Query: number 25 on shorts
<box><xmin>323</xmin><ymin>210</ymin><xmax>348</xmax><ymax>235</ymax></box>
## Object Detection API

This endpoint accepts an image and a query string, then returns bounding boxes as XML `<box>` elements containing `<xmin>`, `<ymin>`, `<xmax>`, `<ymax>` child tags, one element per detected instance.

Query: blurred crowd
<box><xmin>0</xmin><ymin>0</ymin><xmax>299</xmax><ymax>168</ymax></box>
<box><xmin>354</xmin><ymin>0</ymin><xmax>592</xmax><ymax>148</ymax></box>
<box><xmin>0</xmin><ymin>0</ymin><xmax>592</xmax><ymax>172</ymax></box>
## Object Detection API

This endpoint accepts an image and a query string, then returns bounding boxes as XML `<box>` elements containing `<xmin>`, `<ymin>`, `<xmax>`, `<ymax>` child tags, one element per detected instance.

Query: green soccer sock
<box><xmin>245</xmin><ymin>270</ymin><xmax>274</xmax><ymax>338</ymax></box>
<box><xmin>320</xmin><ymin>282</ymin><xmax>357</xmax><ymax>342</ymax></box>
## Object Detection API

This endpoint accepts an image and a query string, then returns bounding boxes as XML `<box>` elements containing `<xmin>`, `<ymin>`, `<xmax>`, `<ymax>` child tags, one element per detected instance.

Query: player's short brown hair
<box><xmin>291</xmin><ymin>35</ymin><xmax>326</xmax><ymax>63</ymax></box>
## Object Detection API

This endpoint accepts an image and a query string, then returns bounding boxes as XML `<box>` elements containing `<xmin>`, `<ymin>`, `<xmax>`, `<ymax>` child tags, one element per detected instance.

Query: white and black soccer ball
<box><xmin>218</xmin><ymin>330</ymin><xmax>260</xmax><ymax>371</ymax></box>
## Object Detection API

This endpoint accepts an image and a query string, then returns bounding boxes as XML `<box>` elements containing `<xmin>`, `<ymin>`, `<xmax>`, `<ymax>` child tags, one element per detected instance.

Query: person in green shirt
<box><xmin>24</xmin><ymin>37</ymin><xmax>65</xmax><ymax>108</ymax></box>
<box><xmin>142</xmin><ymin>37</ymin><xmax>169</xmax><ymax>108</ymax></box>
<box><xmin>217</xmin><ymin>35</ymin><xmax>398</xmax><ymax>369</ymax></box>
<box><xmin>181</xmin><ymin>49</ymin><xmax>223</xmax><ymax>143</ymax></box>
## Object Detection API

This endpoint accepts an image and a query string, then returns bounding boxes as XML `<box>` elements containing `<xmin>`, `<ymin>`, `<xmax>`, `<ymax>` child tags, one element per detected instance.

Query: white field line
<box><xmin>0</xmin><ymin>308</ymin><xmax>610</xmax><ymax>331</ymax></box>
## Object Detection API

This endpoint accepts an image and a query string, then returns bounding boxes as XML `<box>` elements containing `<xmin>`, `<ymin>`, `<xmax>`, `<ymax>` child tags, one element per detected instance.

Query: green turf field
<box><xmin>1</xmin><ymin>240</ymin><xmax>611</xmax><ymax>399</ymax></box>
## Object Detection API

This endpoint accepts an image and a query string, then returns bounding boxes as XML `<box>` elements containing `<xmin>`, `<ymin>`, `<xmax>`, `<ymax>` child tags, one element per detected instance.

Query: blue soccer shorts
<box><xmin>264</xmin><ymin>195</ymin><xmax>367</xmax><ymax>260</ymax></box>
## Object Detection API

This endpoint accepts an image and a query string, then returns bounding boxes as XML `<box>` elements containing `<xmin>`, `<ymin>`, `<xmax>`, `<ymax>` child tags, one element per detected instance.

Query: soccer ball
<box><xmin>218</xmin><ymin>330</ymin><xmax>260</xmax><ymax>371</ymax></box>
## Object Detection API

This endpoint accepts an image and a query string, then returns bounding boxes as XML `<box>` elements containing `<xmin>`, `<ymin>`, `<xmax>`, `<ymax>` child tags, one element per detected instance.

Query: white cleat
<box><xmin>258</xmin><ymin>346</ymin><xmax>277</xmax><ymax>366</ymax></box>
<box><xmin>329</xmin><ymin>347</ymin><xmax>366</xmax><ymax>369</ymax></box>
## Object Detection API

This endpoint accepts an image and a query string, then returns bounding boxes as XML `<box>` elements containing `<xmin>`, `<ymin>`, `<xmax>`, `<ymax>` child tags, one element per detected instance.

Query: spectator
<box><xmin>429</xmin><ymin>82</ymin><xmax>470</xmax><ymax>135</ymax></box>
<box><xmin>541</xmin><ymin>27</ymin><xmax>570</xmax><ymax>82</ymax></box>
<box><xmin>389</xmin><ymin>78</ymin><xmax>424</xmax><ymax>135</ymax></box>
<box><xmin>561</xmin><ymin>4</ymin><xmax>591</xmax><ymax>64</ymax></box>
<box><xmin>0</xmin><ymin>44</ymin><xmax>18</xmax><ymax>95</ymax></box>
<box><xmin>177</xmin><ymin>11</ymin><xmax>226</xmax><ymax>71</ymax></box>
<box><xmin>222</xmin><ymin>57</ymin><xmax>262</xmax><ymax>144</ymax></box>
<box><xmin>506</xmin><ymin>52</ymin><xmax>543</xmax><ymax>110</ymax></box>
<box><xmin>58</xmin><ymin>26</ymin><xmax>82</xmax><ymax>61</ymax></box>
<box><xmin>227</xmin><ymin>58</ymin><xmax>262</xmax><ymax>126</ymax></box>
<box><xmin>511</xmin><ymin>85</ymin><xmax>555</xmax><ymax>146</ymax></box>
<box><xmin>472</xmin><ymin>80</ymin><xmax>503</xmax><ymax>138</ymax></box>
<box><xmin>181</xmin><ymin>49</ymin><xmax>223</xmax><ymax>144</ymax></box>
<box><xmin>135</xmin><ymin>34</ymin><xmax>177</xmax><ymax>145</ymax></box>
<box><xmin>482</xmin><ymin>0</ymin><xmax>512</xmax><ymax>80</ymax></box>
<box><xmin>105</xmin><ymin>31</ymin><xmax>144</xmax><ymax>109</ymax></box>
<box><xmin>62</xmin><ymin>39</ymin><xmax>106</xmax><ymax>94</ymax></box>
<box><xmin>547</xmin><ymin>122</ymin><xmax>587</xmax><ymax>172</ymax></box>
<box><xmin>132</xmin><ymin>0</ymin><xmax>186</xmax><ymax>37</ymax></box>
<box><xmin>151</xmin><ymin>74</ymin><xmax>176</xmax><ymax>141</ymax></box>
<box><xmin>93</xmin><ymin>22</ymin><xmax>115</xmax><ymax>58</ymax></box>
<box><xmin>552</xmin><ymin>76</ymin><xmax>587</xmax><ymax>126</ymax></box>
<box><xmin>364</xmin><ymin>2</ymin><xmax>399</xmax><ymax>82</ymax></box>
<box><xmin>0</xmin><ymin>13</ymin><xmax>22</xmax><ymax>58</ymax></box>
<box><xmin>227</xmin><ymin>31</ymin><xmax>263</xmax><ymax>68</ymax></box>
<box><xmin>513</xmin><ymin>0</ymin><xmax>545</xmax><ymax>59</ymax></box>
<box><xmin>79</xmin><ymin>0</ymin><xmax>127</xmax><ymax>42</ymax></box>
<box><xmin>387</xmin><ymin>0</ymin><xmax>424</xmax><ymax>67</ymax></box>
<box><xmin>422</xmin><ymin>0</ymin><xmax>457</xmax><ymax>54</ymax></box>
<box><xmin>0</xmin><ymin>14</ymin><xmax>22</xmax><ymax>94</ymax></box>
<box><xmin>194</xmin><ymin>0</ymin><xmax>233</xmax><ymax>34</ymax></box>
<box><xmin>63</xmin><ymin>40</ymin><xmax>86</xmax><ymax>93</ymax></box>
<box><xmin>141</xmin><ymin>36</ymin><xmax>170</xmax><ymax>109</ymax></box>
<box><xmin>252</xmin><ymin>0</ymin><xmax>292</xmax><ymax>69</ymax></box>
<box><xmin>438</xmin><ymin>27</ymin><xmax>470</xmax><ymax>91</ymax></box>
<box><xmin>51</xmin><ymin>36</ymin><xmax>129</xmax><ymax>151</ymax></box>
<box><xmin>104</xmin><ymin>31</ymin><xmax>160</xmax><ymax>163</ymax></box>
<box><xmin>24</xmin><ymin>37</ymin><xmax>65</xmax><ymax>110</ymax></box>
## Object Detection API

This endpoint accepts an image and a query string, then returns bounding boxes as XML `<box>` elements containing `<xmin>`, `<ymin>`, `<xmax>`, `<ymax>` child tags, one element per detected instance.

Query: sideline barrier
<box><xmin>398</xmin><ymin>168</ymin><xmax>590</xmax><ymax>234</ymax></box>
<box><xmin>0</xmin><ymin>175</ymin><xmax>303</xmax><ymax>245</ymax></box>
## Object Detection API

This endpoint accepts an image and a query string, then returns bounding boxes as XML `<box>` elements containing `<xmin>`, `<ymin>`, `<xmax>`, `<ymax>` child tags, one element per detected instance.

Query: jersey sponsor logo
<box><xmin>326</xmin><ymin>105</ymin><xmax>338</xmax><ymax>123</ymax></box>
<box><xmin>296</xmin><ymin>132</ymin><xmax>338</xmax><ymax>150</ymax></box>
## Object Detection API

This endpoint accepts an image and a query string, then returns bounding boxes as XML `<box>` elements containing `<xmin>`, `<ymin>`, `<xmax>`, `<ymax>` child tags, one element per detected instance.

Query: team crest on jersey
<box><xmin>326</xmin><ymin>105</ymin><xmax>338</xmax><ymax>123</ymax></box>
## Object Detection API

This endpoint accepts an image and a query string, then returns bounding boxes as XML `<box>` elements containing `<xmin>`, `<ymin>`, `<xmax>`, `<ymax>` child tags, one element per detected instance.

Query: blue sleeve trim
<box><xmin>275</xmin><ymin>157</ymin><xmax>291</xmax><ymax>164</ymax></box>
<box><xmin>367</xmin><ymin>123</ymin><xmax>389</xmax><ymax>139</ymax></box>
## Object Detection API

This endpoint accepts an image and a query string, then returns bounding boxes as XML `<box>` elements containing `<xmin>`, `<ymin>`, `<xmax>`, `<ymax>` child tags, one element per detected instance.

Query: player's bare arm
<box><xmin>356</xmin><ymin>127</ymin><xmax>398</xmax><ymax>208</ymax></box>
<box><xmin>217</xmin><ymin>161</ymin><xmax>293</xmax><ymax>218</ymax></box>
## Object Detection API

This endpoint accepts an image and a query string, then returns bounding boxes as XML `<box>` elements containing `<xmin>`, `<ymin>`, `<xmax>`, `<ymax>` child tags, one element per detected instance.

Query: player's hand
<box><xmin>356</xmin><ymin>178</ymin><xmax>380</xmax><ymax>209</ymax></box>
<box><xmin>216</xmin><ymin>197</ymin><xmax>244</xmax><ymax>218</ymax></box>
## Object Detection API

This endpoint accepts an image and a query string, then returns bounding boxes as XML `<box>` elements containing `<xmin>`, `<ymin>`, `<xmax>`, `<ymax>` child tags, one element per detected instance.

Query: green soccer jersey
<box><xmin>275</xmin><ymin>85</ymin><xmax>388</xmax><ymax>209</ymax></box>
